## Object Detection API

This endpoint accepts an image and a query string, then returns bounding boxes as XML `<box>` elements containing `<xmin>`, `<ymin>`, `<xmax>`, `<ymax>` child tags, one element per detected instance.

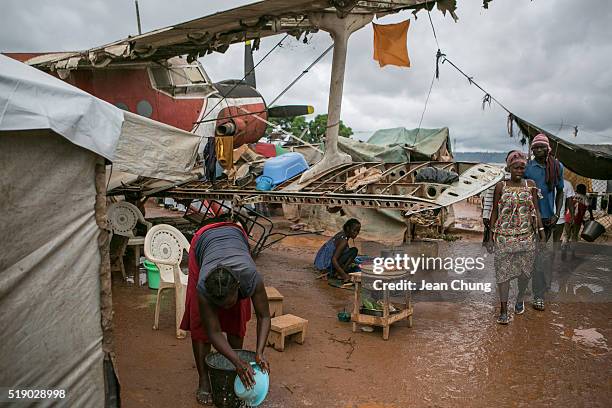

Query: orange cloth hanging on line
<box><xmin>373</xmin><ymin>20</ymin><xmax>411</xmax><ymax>68</ymax></box>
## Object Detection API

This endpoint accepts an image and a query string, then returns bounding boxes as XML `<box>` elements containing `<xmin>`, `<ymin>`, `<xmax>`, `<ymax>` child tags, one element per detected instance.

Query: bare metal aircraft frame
<box><xmin>109</xmin><ymin>161</ymin><xmax>503</xmax><ymax>217</ymax></box>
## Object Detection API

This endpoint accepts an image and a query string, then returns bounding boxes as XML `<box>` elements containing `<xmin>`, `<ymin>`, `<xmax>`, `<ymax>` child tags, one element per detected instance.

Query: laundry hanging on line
<box><xmin>373</xmin><ymin>20</ymin><xmax>411</xmax><ymax>68</ymax></box>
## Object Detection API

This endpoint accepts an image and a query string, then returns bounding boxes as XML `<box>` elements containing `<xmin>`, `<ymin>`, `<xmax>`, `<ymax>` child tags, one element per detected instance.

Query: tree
<box><xmin>266</xmin><ymin>114</ymin><xmax>353</xmax><ymax>144</ymax></box>
<box><xmin>306</xmin><ymin>114</ymin><xmax>353</xmax><ymax>144</ymax></box>
<box><xmin>266</xmin><ymin>117</ymin><xmax>308</xmax><ymax>140</ymax></box>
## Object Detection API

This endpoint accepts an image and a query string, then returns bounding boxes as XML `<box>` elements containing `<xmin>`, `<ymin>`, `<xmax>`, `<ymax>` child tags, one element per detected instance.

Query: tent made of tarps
<box><xmin>1</xmin><ymin>131</ymin><xmax>111</xmax><ymax>406</ymax></box>
<box><xmin>0</xmin><ymin>55</ymin><xmax>201</xmax><ymax>406</ymax></box>
<box><xmin>338</xmin><ymin>127</ymin><xmax>453</xmax><ymax>163</ymax></box>
<box><xmin>327</xmin><ymin>127</ymin><xmax>453</xmax><ymax>241</ymax></box>
<box><xmin>0</xmin><ymin>54</ymin><xmax>201</xmax><ymax>182</ymax></box>
<box><xmin>512</xmin><ymin>115</ymin><xmax>612</xmax><ymax>180</ymax></box>
<box><xmin>368</xmin><ymin>127</ymin><xmax>453</xmax><ymax>160</ymax></box>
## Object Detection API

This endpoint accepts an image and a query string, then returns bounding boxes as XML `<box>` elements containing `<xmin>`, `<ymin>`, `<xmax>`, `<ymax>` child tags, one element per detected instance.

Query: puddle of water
<box><xmin>572</xmin><ymin>328</ymin><xmax>609</xmax><ymax>351</ymax></box>
<box><xmin>572</xmin><ymin>283</ymin><xmax>604</xmax><ymax>295</ymax></box>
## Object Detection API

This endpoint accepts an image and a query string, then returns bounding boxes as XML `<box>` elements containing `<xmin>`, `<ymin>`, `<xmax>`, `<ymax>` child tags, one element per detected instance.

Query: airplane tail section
<box><xmin>244</xmin><ymin>41</ymin><xmax>256</xmax><ymax>88</ymax></box>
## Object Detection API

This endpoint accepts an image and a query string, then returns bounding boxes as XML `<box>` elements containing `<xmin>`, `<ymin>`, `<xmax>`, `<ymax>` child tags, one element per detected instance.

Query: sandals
<box><xmin>514</xmin><ymin>301</ymin><xmax>525</xmax><ymax>315</ymax></box>
<box><xmin>496</xmin><ymin>313</ymin><xmax>510</xmax><ymax>325</ymax></box>
<box><xmin>532</xmin><ymin>298</ymin><xmax>545</xmax><ymax>311</ymax></box>
<box><xmin>196</xmin><ymin>389</ymin><xmax>213</xmax><ymax>406</ymax></box>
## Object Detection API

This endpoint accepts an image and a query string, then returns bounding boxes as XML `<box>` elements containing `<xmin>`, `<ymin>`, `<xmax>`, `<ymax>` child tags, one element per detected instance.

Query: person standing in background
<box><xmin>555</xmin><ymin>179</ymin><xmax>575</xmax><ymax>258</ymax></box>
<box><xmin>564</xmin><ymin>184</ymin><xmax>594</xmax><ymax>259</ymax></box>
<box><xmin>524</xmin><ymin>134</ymin><xmax>564</xmax><ymax>311</ymax></box>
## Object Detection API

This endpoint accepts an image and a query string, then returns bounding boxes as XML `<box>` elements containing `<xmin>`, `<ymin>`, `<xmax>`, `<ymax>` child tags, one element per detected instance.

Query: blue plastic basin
<box><xmin>233</xmin><ymin>362</ymin><xmax>269</xmax><ymax>406</ymax></box>
<box><xmin>257</xmin><ymin>152</ymin><xmax>308</xmax><ymax>186</ymax></box>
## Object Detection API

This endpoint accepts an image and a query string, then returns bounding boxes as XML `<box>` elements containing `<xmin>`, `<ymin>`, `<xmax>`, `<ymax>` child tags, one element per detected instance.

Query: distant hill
<box><xmin>454</xmin><ymin>152</ymin><xmax>507</xmax><ymax>164</ymax></box>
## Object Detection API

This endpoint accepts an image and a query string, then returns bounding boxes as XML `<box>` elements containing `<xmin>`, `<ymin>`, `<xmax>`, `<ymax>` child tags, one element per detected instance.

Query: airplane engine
<box><xmin>215</xmin><ymin>101</ymin><xmax>268</xmax><ymax>148</ymax></box>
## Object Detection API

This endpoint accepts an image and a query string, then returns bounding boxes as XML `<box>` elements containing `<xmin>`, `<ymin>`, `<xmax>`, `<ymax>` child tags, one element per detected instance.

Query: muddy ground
<box><xmin>113</xmin><ymin>203</ymin><xmax>611</xmax><ymax>408</ymax></box>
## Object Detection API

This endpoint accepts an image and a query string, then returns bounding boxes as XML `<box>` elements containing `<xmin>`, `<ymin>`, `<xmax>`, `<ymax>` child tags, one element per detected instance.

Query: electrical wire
<box><xmin>194</xmin><ymin>16</ymin><xmax>307</xmax><ymax>129</ymax></box>
<box><xmin>425</xmin><ymin>0</ymin><xmax>441</xmax><ymax>50</ymax></box>
<box><xmin>414</xmin><ymin>0</ymin><xmax>440</xmax><ymax>139</ymax></box>
<box><xmin>415</xmin><ymin>69</ymin><xmax>437</xmax><ymax>139</ymax></box>
<box><xmin>268</xmin><ymin>43</ymin><xmax>334</xmax><ymax>107</ymax></box>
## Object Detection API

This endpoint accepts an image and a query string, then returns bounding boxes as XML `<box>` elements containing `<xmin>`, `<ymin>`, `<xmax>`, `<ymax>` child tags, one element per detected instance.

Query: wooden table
<box><xmin>349</xmin><ymin>271</ymin><xmax>413</xmax><ymax>340</ymax></box>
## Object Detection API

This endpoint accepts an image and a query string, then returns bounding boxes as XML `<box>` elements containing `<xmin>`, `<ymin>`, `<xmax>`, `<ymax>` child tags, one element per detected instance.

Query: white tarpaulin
<box><xmin>0</xmin><ymin>132</ymin><xmax>105</xmax><ymax>406</ymax></box>
<box><xmin>116</xmin><ymin>112</ymin><xmax>199</xmax><ymax>181</ymax></box>
<box><xmin>0</xmin><ymin>54</ymin><xmax>200</xmax><ymax>181</ymax></box>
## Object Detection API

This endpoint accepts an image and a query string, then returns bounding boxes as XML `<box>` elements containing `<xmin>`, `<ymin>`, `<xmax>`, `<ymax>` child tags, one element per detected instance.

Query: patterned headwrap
<box><xmin>531</xmin><ymin>133</ymin><xmax>551</xmax><ymax>151</ymax></box>
<box><xmin>531</xmin><ymin>133</ymin><xmax>561</xmax><ymax>189</ymax></box>
<box><xmin>506</xmin><ymin>150</ymin><xmax>527</xmax><ymax>167</ymax></box>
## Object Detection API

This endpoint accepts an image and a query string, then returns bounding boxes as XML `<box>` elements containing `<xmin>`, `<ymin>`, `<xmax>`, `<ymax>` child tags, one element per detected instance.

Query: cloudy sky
<box><xmin>2</xmin><ymin>0</ymin><xmax>611</xmax><ymax>151</ymax></box>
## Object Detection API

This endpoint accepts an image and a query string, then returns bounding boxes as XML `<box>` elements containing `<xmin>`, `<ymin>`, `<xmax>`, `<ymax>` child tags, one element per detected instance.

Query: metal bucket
<box><xmin>581</xmin><ymin>220</ymin><xmax>605</xmax><ymax>242</ymax></box>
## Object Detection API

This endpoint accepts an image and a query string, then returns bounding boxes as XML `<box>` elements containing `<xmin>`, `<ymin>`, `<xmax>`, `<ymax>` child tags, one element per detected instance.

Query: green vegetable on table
<box><xmin>361</xmin><ymin>298</ymin><xmax>382</xmax><ymax>310</ymax></box>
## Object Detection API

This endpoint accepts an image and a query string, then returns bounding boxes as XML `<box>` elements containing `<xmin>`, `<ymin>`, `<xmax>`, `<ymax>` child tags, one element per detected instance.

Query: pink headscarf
<box><xmin>506</xmin><ymin>150</ymin><xmax>527</xmax><ymax>167</ymax></box>
<box><xmin>531</xmin><ymin>133</ymin><xmax>561</xmax><ymax>188</ymax></box>
<box><xmin>531</xmin><ymin>133</ymin><xmax>550</xmax><ymax>151</ymax></box>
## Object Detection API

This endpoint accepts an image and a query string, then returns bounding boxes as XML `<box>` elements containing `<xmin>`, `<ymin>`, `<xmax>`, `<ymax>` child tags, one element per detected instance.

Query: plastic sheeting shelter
<box><xmin>0</xmin><ymin>55</ymin><xmax>201</xmax><ymax>406</ymax></box>
<box><xmin>0</xmin><ymin>55</ymin><xmax>200</xmax><ymax>182</ymax></box>
<box><xmin>512</xmin><ymin>115</ymin><xmax>612</xmax><ymax>180</ymax></box>
<box><xmin>338</xmin><ymin>127</ymin><xmax>453</xmax><ymax>163</ymax></box>
<box><xmin>306</xmin><ymin>127</ymin><xmax>454</xmax><ymax>242</ymax></box>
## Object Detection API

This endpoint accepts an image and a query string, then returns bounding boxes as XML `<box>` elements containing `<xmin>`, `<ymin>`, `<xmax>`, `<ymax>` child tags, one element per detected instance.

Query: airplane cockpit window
<box><xmin>149</xmin><ymin>62</ymin><xmax>215</xmax><ymax>98</ymax></box>
<box><xmin>150</xmin><ymin>66</ymin><xmax>172</xmax><ymax>90</ymax></box>
<box><xmin>183</xmin><ymin>66</ymin><xmax>206</xmax><ymax>84</ymax></box>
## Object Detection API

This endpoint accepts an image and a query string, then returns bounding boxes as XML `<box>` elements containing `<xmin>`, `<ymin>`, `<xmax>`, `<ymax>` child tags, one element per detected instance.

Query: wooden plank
<box><xmin>265</xmin><ymin>286</ymin><xmax>284</xmax><ymax>300</ymax></box>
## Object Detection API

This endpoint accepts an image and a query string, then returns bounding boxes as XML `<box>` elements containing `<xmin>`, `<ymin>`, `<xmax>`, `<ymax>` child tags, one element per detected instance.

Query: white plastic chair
<box><xmin>144</xmin><ymin>224</ymin><xmax>189</xmax><ymax>339</ymax></box>
<box><xmin>107</xmin><ymin>201</ymin><xmax>152</xmax><ymax>280</ymax></box>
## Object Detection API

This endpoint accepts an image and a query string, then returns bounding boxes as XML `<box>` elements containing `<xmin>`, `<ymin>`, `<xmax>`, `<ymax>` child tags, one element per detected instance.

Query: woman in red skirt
<box><xmin>180</xmin><ymin>221</ymin><xmax>271</xmax><ymax>405</ymax></box>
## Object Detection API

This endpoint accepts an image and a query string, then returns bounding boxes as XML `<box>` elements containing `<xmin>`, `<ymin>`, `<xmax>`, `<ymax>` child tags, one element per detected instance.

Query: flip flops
<box><xmin>196</xmin><ymin>389</ymin><xmax>213</xmax><ymax>406</ymax></box>
<box><xmin>496</xmin><ymin>313</ymin><xmax>510</xmax><ymax>325</ymax></box>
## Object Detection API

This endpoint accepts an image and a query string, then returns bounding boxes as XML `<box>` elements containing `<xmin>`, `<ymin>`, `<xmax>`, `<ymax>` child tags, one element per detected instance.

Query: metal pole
<box><xmin>135</xmin><ymin>1</ymin><xmax>142</xmax><ymax>35</ymax></box>
<box><xmin>298</xmin><ymin>12</ymin><xmax>372</xmax><ymax>183</ymax></box>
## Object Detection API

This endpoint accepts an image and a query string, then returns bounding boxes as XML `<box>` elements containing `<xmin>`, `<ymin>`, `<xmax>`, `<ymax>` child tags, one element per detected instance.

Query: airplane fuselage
<box><xmin>4</xmin><ymin>53</ymin><xmax>268</xmax><ymax>148</ymax></box>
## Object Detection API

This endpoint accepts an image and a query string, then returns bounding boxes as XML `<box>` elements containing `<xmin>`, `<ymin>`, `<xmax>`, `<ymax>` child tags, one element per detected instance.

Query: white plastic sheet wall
<box><xmin>0</xmin><ymin>131</ymin><xmax>105</xmax><ymax>406</ymax></box>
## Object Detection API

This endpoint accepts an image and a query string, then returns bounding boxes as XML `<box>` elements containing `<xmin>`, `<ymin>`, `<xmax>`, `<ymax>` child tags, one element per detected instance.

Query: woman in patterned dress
<box><xmin>489</xmin><ymin>151</ymin><xmax>546</xmax><ymax>324</ymax></box>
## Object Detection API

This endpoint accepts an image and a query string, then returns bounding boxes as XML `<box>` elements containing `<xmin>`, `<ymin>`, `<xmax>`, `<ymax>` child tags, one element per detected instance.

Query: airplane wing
<box><xmin>27</xmin><ymin>0</ymin><xmax>452</xmax><ymax>71</ymax></box>
<box><xmin>107</xmin><ymin>161</ymin><xmax>504</xmax><ymax>216</ymax></box>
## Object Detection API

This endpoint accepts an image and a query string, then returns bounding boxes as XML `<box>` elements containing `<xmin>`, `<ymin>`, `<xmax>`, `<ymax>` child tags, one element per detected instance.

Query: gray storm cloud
<box><xmin>2</xmin><ymin>0</ymin><xmax>611</xmax><ymax>151</ymax></box>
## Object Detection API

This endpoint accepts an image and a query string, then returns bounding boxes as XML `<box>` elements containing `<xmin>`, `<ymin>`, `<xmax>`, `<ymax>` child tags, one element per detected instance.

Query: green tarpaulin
<box><xmin>303</xmin><ymin>127</ymin><xmax>454</xmax><ymax>244</ymax></box>
<box><xmin>338</xmin><ymin>127</ymin><xmax>453</xmax><ymax>162</ymax></box>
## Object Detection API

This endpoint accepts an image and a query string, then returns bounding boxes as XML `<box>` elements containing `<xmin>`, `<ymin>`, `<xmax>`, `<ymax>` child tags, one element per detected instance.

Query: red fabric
<box><xmin>254</xmin><ymin>143</ymin><xmax>276</xmax><ymax>158</ymax></box>
<box><xmin>572</xmin><ymin>197</ymin><xmax>588</xmax><ymax>225</ymax></box>
<box><xmin>180</xmin><ymin>222</ymin><xmax>252</xmax><ymax>343</ymax></box>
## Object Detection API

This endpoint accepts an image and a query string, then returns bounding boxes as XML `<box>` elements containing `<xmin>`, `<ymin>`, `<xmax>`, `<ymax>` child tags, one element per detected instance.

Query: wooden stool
<box><xmin>265</xmin><ymin>286</ymin><xmax>284</xmax><ymax>317</ymax></box>
<box><xmin>267</xmin><ymin>314</ymin><xmax>308</xmax><ymax>352</ymax></box>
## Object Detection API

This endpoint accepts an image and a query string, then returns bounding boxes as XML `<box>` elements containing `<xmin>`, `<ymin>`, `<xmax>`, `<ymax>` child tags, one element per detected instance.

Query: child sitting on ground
<box><xmin>314</xmin><ymin>218</ymin><xmax>361</xmax><ymax>282</ymax></box>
